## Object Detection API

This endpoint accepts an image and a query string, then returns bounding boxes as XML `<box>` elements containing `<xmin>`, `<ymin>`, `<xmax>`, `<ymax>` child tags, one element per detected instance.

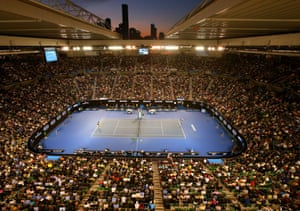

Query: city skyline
<box><xmin>72</xmin><ymin>0</ymin><xmax>201</xmax><ymax>37</ymax></box>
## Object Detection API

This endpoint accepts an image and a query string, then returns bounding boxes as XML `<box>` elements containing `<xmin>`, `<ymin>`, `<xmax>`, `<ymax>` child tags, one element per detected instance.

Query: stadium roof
<box><xmin>0</xmin><ymin>0</ymin><xmax>300</xmax><ymax>51</ymax></box>
<box><xmin>167</xmin><ymin>0</ymin><xmax>300</xmax><ymax>40</ymax></box>
<box><xmin>0</xmin><ymin>0</ymin><xmax>120</xmax><ymax>40</ymax></box>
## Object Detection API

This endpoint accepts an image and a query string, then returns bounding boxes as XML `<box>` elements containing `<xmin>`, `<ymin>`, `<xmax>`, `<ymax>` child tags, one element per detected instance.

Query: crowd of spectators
<box><xmin>0</xmin><ymin>53</ymin><xmax>299</xmax><ymax>210</ymax></box>
<box><xmin>158</xmin><ymin>159</ymin><xmax>230</xmax><ymax>210</ymax></box>
<box><xmin>83</xmin><ymin>158</ymin><xmax>154</xmax><ymax>210</ymax></box>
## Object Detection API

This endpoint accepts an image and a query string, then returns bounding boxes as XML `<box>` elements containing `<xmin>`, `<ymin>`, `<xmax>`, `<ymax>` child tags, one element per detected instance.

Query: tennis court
<box><xmin>92</xmin><ymin>118</ymin><xmax>184</xmax><ymax>138</ymax></box>
<box><xmin>39</xmin><ymin>108</ymin><xmax>237</xmax><ymax>157</ymax></box>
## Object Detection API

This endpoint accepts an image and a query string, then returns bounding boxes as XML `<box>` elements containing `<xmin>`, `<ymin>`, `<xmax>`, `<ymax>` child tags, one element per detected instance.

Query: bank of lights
<box><xmin>195</xmin><ymin>46</ymin><xmax>205</xmax><ymax>51</ymax></box>
<box><xmin>195</xmin><ymin>46</ymin><xmax>225</xmax><ymax>51</ymax></box>
<box><xmin>217</xmin><ymin>46</ymin><xmax>225</xmax><ymax>51</ymax></box>
<box><xmin>151</xmin><ymin>46</ymin><xmax>179</xmax><ymax>50</ymax></box>
<box><xmin>125</xmin><ymin>45</ymin><xmax>136</xmax><ymax>50</ymax></box>
<box><xmin>108</xmin><ymin>46</ymin><xmax>124</xmax><ymax>50</ymax></box>
<box><xmin>151</xmin><ymin>45</ymin><xmax>179</xmax><ymax>51</ymax></box>
<box><xmin>72</xmin><ymin>46</ymin><xmax>80</xmax><ymax>51</ymax></box>
<box><xmin>82</xmin><ymin>46</ymin><xmax>93</xmax><ymax>51</ymax></box>
<box><xmin>61</xmin><ymin>46</ymin><xmax>69</xmax><ymax>51</ymax></box>
<box><xmin>164</xmin><ymin>45</ymin><xmax>179</xmax><ymax>50</ymax></box>
<box><xmin>208</xmin><ymin>46</ymin><xmax>225</xmax><ymax>51</ymax></box>
<box><xmin>151</xmin><ymin>46</ymin><xmax>162</xmax><ymax>50</ymax></box>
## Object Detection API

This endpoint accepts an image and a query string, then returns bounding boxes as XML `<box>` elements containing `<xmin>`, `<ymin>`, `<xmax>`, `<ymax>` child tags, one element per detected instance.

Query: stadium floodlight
<box><xmin>125</xmin><ymin>45</ymin><xmax>136</xmax><ymax>50</ymax></box>
<box><xmin>83</xmin><ymin>46</ymin><xmax>93</xmax><ymax>51</ymax></box>
<box><xmin>217</xmin><ymin>46</ymin><xmax>225</xmax><ymax>51</ymax></box>
<box><xmin>72</xmin><ymin>46</ymin><xmax>80</xmax><ymax>51</ymax></box>
<box><xmin>151</xmin><ymin>45</ymin><xmax>162</xmax><ymax>50</ymax></box>
<box><xmin>61</xmin><ymin>46</ymin><xmax>69</xmax><ymax>51</ymax></box>
<box><xmin>180</xmin><ymin>45</ymin><xmax>192</xmax><ymax>49</ymax></box>
<box><xmin>195</xmin><ymin>46</ymin><xmax>205</xmax><ymax>51</ymax></box>
<box><xmin>164</xmin><ymin>45</ymin><xmax>179</xmax><ymax>50</ymax></box>
<box><xmin>108</xmin><ymin>46</ymin><xmax>124</xmax><ymax>50</ymax></box>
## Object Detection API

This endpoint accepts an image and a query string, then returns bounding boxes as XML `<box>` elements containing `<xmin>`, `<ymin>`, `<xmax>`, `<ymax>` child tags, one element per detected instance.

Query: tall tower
<box><xmin>122</xmin><ymin>4</ymin><xmax>129</xmax><ymax>39</ymax></box>
<box><xmin>150</xmin><ymin>24</ymin><xmax>157</xmax><ymax>40</ymax></box>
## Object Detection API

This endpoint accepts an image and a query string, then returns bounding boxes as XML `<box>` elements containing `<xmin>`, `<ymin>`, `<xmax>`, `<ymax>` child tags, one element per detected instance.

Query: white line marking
<box><xmin>191</xmin><ymin>124</ymin><xmax>196</xmax><ymax>132</ymax></box>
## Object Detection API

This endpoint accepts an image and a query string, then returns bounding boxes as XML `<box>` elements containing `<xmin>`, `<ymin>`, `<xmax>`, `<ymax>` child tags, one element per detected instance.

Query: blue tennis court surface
<box><xmin>40</xmin><ymin>108</ymin><xmax>235</xmax><ymax>157</ymax></box>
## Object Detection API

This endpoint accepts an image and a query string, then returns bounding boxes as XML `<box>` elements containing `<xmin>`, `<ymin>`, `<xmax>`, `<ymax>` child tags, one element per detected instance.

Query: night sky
<box><xmin>72</xmin><ymin>0</ymin><xmax>201</xmax><ymax>37</ymax></box>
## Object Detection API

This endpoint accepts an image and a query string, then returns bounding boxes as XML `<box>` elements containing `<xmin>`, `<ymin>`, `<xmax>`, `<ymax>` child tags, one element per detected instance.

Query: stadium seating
<box><xmin>0</xmin><ymin>54</ymin><xmax>299</xmax><ymax>210</ymax></box>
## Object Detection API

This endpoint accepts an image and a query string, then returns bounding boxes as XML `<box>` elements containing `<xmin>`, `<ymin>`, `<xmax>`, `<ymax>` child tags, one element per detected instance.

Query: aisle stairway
<box><xmin>152</xmin><ymin>161</ymin><xmax>165</xmax><ymax>211</ymax></box>
<box><xmin>189</xmin><ymin>76</ymin><xmax>193</xmax><ymax>100</ymax></box>
<box><xmin>92</xmin><ymin>76</ymin><xmax>97</xmax><ymax>100</ymax></box>
<box><xmin>73</xmin><ymin>78</ymin><xmax>83</xmax><ymax>99</ymax></box>
<box><xmin>203</xmin><ymin>162</ymin><xmax>245</xmax><ymax>210</ymax></box>
<box><xmin>168</xmin><ymin>77</ymin><xmax>175</xmax><ymax>100</ymax></box>
<box><xmin>79</xmin><ymin>162</ymin><xmax>111</xmax><ymax>209</ymax></box>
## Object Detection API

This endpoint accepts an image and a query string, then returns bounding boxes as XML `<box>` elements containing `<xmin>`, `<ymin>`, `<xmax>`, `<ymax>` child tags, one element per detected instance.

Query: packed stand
<box><xmin>83</xmin><ymin>158</ymin><xmax>154</xmax><ymax>210</ymax></box>
<box><xmin>158</xmin><ymin>159</ymin><xmax>232</xmax><ymax>210</ymax></box>
<box><xmin>0</xmin><ymin>53</ymin><xmax>299</xmax><ymax>210</ymax></box>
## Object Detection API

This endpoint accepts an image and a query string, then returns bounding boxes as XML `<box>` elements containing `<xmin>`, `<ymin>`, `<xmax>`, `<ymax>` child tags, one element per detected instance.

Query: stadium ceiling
<box><xmin>0</xmin><ymin>0</ymin><xmax>300</xmax><ymax>50</ymax></box>
<box><xmin>0</xmin><ymin>0</ymin><xmax>120</xmax><ymax>42</ymax></box>
<box><xmin>168</xmin><ymin>0</ymin><xmax>300</xmax><ymax>39</ymax></box>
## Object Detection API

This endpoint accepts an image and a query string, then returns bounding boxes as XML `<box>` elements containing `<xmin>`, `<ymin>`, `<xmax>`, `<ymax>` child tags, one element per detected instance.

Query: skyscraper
<box><xmin>122</xmin><ymin>4</ymin><xmax>129</xmax><ymax>39</ymax></box>
<box><xmin>150</xmin><ymin>24</ymin><xmax>157</xmax><ymax>40</ymax></box>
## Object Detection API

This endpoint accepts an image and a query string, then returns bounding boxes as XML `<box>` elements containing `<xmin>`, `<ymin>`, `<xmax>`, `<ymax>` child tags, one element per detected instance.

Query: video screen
<box><xmin>44</xmin><ymin>48</ymin><xmax>58</xmax><ymax>63</ymax></box>
<box><xmin>138</xmin><ymin>48</ymin><xmax>149</xmax><ymax>55</ymax></box>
